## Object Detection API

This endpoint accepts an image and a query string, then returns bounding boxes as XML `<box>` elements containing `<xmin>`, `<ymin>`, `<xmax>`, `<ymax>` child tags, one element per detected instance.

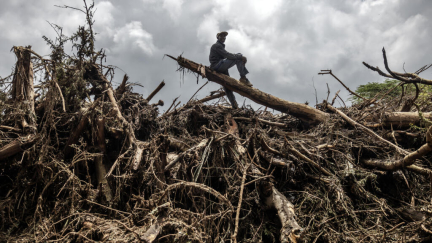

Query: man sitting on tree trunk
<box><xmin>209</xmin><ymin>31</ymin><xmax>252</xmax><ymax>109</ymax></box>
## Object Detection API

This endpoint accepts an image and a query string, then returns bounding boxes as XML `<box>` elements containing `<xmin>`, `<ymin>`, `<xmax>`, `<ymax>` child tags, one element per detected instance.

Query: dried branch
<box><xmin>319</xmin><ymin>69</ymin><xmax>366</xmax><ymax>101</ymax></box>
<box><xmin>146</xmin><ymin>80</ymin><xmax>165</xmax><ymax>102</ymax></box>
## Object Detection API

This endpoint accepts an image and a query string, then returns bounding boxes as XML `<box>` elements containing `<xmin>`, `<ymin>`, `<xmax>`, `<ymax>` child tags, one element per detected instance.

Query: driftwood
<box><xmin>10</xmin><ymin>46</ymin><xmax>36</xmax><ymax>130</ymax></box>
<box><xmin>116</xmin><ymin>74</ymin><xmax>129</xmax><ymax>97</ymax></box>
<box><xmin>325</xmin><ymin>102</ymin><xmax>407</xmax><ymax>155</ymax></box>
<box><xmin>0</xmin><ymin>46</ymin><xmax>38</xmax><ymax>161</ymax></box>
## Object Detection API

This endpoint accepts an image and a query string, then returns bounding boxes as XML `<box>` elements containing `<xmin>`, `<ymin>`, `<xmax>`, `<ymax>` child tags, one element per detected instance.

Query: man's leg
<box><xmin>223</xmin><ymin>86</ymin><xmax>238</xmax><ymax>109</ymax></box>
<box><xmin>215</xmin><ymin>59</ymin><xmax>239</xmax><ymax>108</ymax></box>
<box><xmin>234</xmin><ymin>59</ymin><xmax>249</xmax><ymax>77</ymax></box>
<box><xmin>233</xmin><ymin>59</ymin><xmax>252</xmax><ymax>86</ymax></box>
<box><xmin>217</xmin><ymin>59</ymin><xmax>249</xmax><ymax>77</ymax></box>
<box><xmin>218</xmin><ymin>59</ymin><xmax>252</xmax><ymax>86</ymax></box>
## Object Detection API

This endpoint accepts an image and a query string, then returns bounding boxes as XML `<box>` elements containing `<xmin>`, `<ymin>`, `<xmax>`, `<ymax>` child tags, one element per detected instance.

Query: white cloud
<box><xmin>163</xmin><ymin>0</ymin><xmax>184</xmax><ymax>21</ymax></box>
<box><xmin>250</xmin><ymin>0</ymin><xmax>282</xmax><ymax>20</ymax></box>
<box><xmin>113</xmin><ymin>21</ymin><xmax>156</xmax><ymax>56</ymax></box>
<box><xmin>95</xmin><ymin>1</ymin><xmax>115</xmax><ymax>27</ymax></box>
<box><xmin>197</xmin><ymin>15</ymin><xmax>219</xmax><ymax>44</ymax></box>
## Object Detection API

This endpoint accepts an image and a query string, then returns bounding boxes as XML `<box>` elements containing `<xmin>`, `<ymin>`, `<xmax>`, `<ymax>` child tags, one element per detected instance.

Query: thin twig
<box><xmin>232</xmin><ymin>162</ymin><xmax>251</xmax><ymax>243</ymax></box>
<box><xmin>187</xmin><ymin>81</ymin><xmax>209</xmax><ymax>104</ymax></box>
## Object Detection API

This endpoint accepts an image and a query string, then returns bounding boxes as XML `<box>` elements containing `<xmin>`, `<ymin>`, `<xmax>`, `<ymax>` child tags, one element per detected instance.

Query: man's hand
<box><xmin>242</xmin><ymin>56</ymin><xmax>247</xmax><ymax>64</ymax></box>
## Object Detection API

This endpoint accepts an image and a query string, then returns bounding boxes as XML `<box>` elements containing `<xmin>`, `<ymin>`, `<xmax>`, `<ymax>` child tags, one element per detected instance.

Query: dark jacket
<box><xmin>209</xmin><ymin>41</ymin><xmax>242</xmax><ymax>69</ymax></box>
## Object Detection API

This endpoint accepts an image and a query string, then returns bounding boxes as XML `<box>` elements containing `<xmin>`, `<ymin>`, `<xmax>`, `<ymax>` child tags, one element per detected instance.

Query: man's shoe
<box><xmin>239</xmin><ymin>76</ymin><xmax>253</xmax><ymax>87</ymax></box>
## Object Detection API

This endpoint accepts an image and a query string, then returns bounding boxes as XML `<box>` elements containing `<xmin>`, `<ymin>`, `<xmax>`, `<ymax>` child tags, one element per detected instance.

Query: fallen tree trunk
<box><xmin>168</xmin><ymin>55</ymin><xmax>329</xmax><ymax>125</ymax></box>
<box><xmin>381</xmin><ymin>112</ymin><xmax>432</xmax><ymax>128</ymax></box>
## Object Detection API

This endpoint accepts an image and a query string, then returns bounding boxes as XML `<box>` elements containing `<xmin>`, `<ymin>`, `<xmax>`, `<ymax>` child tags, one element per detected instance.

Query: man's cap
<box><xmin>216</xmin><ymin>31</ymin><xmax>228</xmax><ymax>38</ymax></box>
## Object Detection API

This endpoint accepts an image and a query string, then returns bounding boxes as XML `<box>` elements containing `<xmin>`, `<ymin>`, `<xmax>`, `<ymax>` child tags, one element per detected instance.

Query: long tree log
<box><xmin>381</xmin><ymin>112</ymin><xmax>432</xmax><ymax>128</ymax></box>
<box><xmin>167</xmin><ymin>55</ymin><xmax>329</xmax><ymax>125</ymax></box>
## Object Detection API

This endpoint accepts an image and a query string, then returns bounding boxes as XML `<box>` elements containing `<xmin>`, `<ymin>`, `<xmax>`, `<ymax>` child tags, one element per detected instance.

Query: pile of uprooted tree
<box><xmin>2</xmin><ymin>3</ymin><xmax>432</xmax><ymax>243</ymax></box>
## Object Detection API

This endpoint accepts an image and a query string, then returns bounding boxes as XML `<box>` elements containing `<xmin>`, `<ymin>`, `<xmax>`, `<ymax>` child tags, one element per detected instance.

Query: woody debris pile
<box><xmin>1</xmin><ymin>3</ymin><xmax>432</xmax><ymax>243</ymax></box>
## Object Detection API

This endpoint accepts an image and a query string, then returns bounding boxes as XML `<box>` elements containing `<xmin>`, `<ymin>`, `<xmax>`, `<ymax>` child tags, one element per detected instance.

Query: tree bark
<box><xmin>381</xmin><ymin>112</ymin><xmax>432</xmax><ymax>128</ymax></box>
<box><xmin>0</xmin><ymin>135</ymin><xmax>39</xmax><ymax>160</ymax></box>
<box><xmin>146</xmin><ymin>80</ymin><xmax>165</xmax><ymax>102</ymax></box>
<box><xmin>115</xmin><ymin>74</ymin><xmax>129</xmax><ymax>97</ymax></box>
<box><xmin>11</xmin><ymin>46</ymin><xmax>36</xmax><ymax>129</ymax></box>
<box><xmin>168</xmin><ymin>55</ymin><xmax>329</xmax><ymax>125</ymax></box>
<box><xmin>259</xmin><ymin>181</ymin><xmax>303</xmax><ymax>243</ymax></box>
<box><xmin>95</xmin><ymin>117</ymin><xmax>113</xmax><ymax>202</ymax></box>
<box><xmin>11</xmin><ymin>46</ymin><xmax>35</xmax><ymax>111</ymax></box>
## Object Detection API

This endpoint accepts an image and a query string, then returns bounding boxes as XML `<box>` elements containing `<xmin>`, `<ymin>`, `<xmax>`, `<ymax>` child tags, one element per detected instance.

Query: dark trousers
<box><xmin>213</xmin><ymin>59</ymin><xmax>249</xmax><ymax>108</ymax></box>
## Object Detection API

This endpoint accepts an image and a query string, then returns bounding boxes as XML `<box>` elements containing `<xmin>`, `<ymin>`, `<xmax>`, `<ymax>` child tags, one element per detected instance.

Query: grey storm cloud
<box><xmin>1</xmin><ymin>0</ymin><xmax>431</xmax><ymax>111</ymax></box>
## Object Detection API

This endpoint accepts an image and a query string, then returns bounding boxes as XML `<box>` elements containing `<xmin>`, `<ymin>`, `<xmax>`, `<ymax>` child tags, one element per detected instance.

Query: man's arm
<box><xmin>214</xmin><ymin>44</ymin><xmax>243</xmax><ymax>60</ymax></box>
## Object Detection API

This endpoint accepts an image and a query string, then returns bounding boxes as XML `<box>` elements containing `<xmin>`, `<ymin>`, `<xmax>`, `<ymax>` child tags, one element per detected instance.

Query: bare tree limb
<box><xmin>197</xmin><ymin>91</ymin><xmax>226</xmax><ymax>103</ymax></box>
<box><xmin>319</xmin><ymin>69</ymin><xmax>366</xmax><ymax>101</ymax></box>
<box><xmin>146</xmin><ymin>80</ymin><xmax>165</xmax><ymax>102</ymax></box>
<box><xmin>363</xmin><ymin>48</ymin><xmax>432</xmax><ymax>85</ymax></box>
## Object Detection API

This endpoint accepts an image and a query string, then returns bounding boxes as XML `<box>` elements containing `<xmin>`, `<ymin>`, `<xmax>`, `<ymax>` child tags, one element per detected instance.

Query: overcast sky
<box><xmin>1</xmin><ymin>0</ymin><xmax>431</xmax><ymax>111</ymax></box>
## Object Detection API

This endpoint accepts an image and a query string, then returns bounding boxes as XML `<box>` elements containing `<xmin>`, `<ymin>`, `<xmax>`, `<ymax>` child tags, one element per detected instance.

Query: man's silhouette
<box><xmin>209</xmin><ymin>31</ymin><xmax>252</xmax><ymax>108</ymax></box>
